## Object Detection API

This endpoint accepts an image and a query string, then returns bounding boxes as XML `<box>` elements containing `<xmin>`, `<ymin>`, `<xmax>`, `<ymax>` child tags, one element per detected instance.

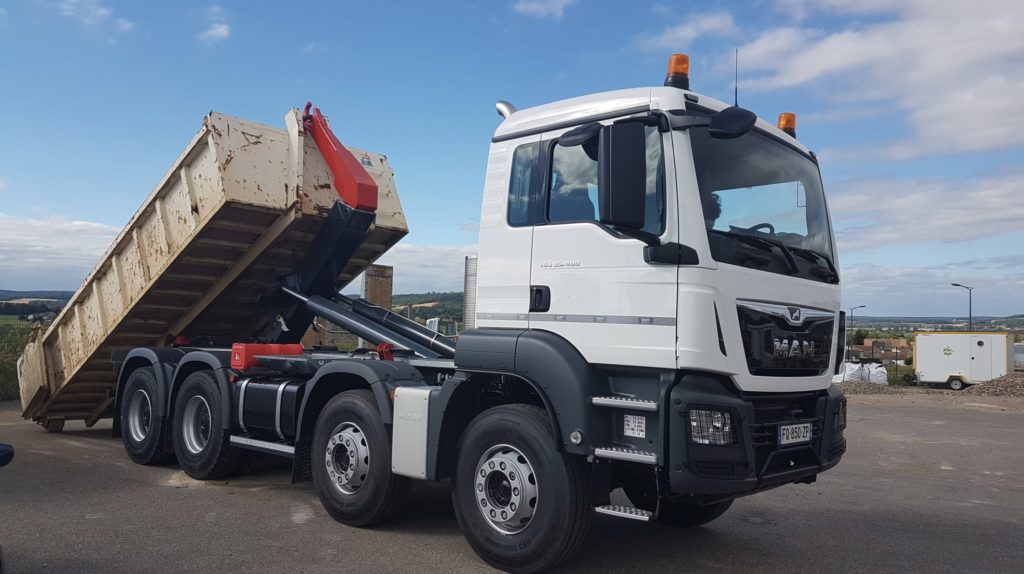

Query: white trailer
<box><xmin>914</xmin><ymin>332</ymin><xmax>1013</xmax><ymax>390</ymax></box>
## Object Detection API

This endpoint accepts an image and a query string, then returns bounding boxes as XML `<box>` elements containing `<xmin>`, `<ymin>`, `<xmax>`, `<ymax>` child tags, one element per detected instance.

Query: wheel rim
<box><xmin>127</xmin><ymin>389</ymin><xmax>152</xmax><ymax>443</ymax></box>
<box><xmin>951</xmin><ymin>380</ymin><xmax>963</xmax><ymax>390</ymax></box>
<box><xmin>182</xmin><ymin>395</ymin><xmax>212</xmax><ymax>455</ymax></box>
<box><xmin>325</xmin><ymin>423</ymin><xmax>370</xmax><ymax>495</ymax></box>
<box><xmin>474</xmin><ymin>444</ymin><xmax>539</xmax><ymax>535</ymax></box>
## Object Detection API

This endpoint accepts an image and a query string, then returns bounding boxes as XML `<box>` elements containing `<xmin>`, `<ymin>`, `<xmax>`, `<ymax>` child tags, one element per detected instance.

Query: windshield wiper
<box><xmin>789</xmin><ymin>246</ymin><xmax>839</xmax><ymax>283</ymax></box>
<box><xmin>731</xmin><ymin>233</ymin><xmax>800</xmax><ymax>274</ymax></box>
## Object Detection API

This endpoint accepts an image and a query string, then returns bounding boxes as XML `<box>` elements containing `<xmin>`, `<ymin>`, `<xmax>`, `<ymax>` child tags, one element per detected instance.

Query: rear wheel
<box><xmin>120</xmin><ymin>366</ymin><xmax>174</xmax><ymax>465</ymax></box>
<box><xmin>948</xmin><ymin>377</ymin><xmax>966</xmax><ymax>391</ymax></box>
<box><xmin>452</xmin><ymin>405</ymin><xmax>591</xmax><ymax>573</ymax></box>
<box><xmin>311</xmin><ymin>390</ymin><xmax>409</xmax><ymax>526</ymax></box>
<box><xmin>172</xmin><ymin>370</ymin><xmax>241</xmax><ymax>479</ymax></box>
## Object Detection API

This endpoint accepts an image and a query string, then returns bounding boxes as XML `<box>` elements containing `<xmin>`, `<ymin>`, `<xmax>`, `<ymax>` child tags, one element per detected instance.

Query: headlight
<box><xmin>689</xmin><ymin>408</ymin><xmax>736</xmax><ymax>445</ymax></box>
<box><xmin>833</xmin><ymin>398</ymin><xmax>847</xmax><ymax>436</ymax></box>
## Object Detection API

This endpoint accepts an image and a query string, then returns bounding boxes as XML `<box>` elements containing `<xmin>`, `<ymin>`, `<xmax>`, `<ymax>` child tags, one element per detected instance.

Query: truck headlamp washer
<box><xmin>326</xmin><ymin>423</ymin><xmax>370</xmax><ymax>495</ymax></box>
<box><xmin>126</xmin><ymin>388</ymin><xmax>153</xmax><ymax>444</ymax></box>
<box><xmin>475</xmin><ymin>444</ymin><xmax>538</xmax><ymax>535</ymax></box>
<box><xmin>182</xmin><ymin>395</ymin><xmax>212</xmax><ymax>455</ymax></box>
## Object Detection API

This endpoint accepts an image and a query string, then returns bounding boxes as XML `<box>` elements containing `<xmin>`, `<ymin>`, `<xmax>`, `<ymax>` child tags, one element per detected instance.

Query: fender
<box><xmin>289</xmin><ymin>359</ymin><xmax>424</xmax><ymax>484</ymax></box>
<box><xmin>452</xmin><ymin>328</ymin><xmax>611</xmax><ymax>456</ymax></box>
<box><xmin>112</xmin><ymin>347</ymin><xmax>186</xmax><ymax>437</ymax></box>
<box><xmin>293</xmin><ymin>359</ymin><xmax>425</xmax><ymax>441</ymax></box>
<box><xmin>167</xmin><ymin>350</ymin><xmax>233</xmax><ymax>428</ymax></box>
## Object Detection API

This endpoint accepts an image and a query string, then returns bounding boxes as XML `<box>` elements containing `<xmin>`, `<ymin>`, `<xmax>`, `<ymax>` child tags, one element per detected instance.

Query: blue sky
<box><xmin>0</xmin><ymin>0</ymin><xmax>1021</xmax><ymax>316</ymax></box>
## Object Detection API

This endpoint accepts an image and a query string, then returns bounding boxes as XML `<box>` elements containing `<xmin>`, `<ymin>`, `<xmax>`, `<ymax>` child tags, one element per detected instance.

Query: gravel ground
<box><xmin>3</xmin><ymin>395</ymin><xmax>1024</xmax><ymax>573</ymax></box>
<box><xmin>843</xmin><ymin>372</ymin><xmax>1024</xmax><ymax>397</ymax></box>
<box><xmin>963</xmin><ymin>372</ymin><xmax>1024</xmax><ymax>396</ymax></box>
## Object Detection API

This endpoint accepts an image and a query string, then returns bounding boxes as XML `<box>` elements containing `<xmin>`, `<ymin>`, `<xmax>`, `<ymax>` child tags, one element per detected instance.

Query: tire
<box><xmin>42</xmin><ymin>418</ymin><xmax>64</xmax><ymax>433</ymax></box>
<box><xmin>172</xmin><ymin>370</ymin><xmax>241</xmax><ymax>479</ymax></box>
<box><xmin>452</xmin><ymin>404</ymin><xmax>592</xmax><ymax>574</ymax></box>
<box><xmin>657</xmin><ymin>499</ymin><xmax>733</xmax><ymax>528</ymax></box>
<box><xmin>311</xmin><ymin>390</ymin><xmax>409</xmax><ymax>526</ymax></box>
<box><xmin>948</xmin><ymin>377</ymin><xmax>965</xmax><ymax>391</ymax></box>
<box><xmin>120</xmin><ymin>367</ymin><xmax>174</xmax><ymax>465</ymax></box>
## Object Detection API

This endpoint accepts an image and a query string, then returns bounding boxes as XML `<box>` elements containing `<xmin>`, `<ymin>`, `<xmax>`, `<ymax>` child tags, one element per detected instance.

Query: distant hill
<box><xmin>391</xmin><ymin>292</ymin><xmax>464</xmax><ymax>323</ymax></box>
<box><xmin>0</xmin><ymin>290</ymin><xmax>74</xmax><ymax>302</ymax></box>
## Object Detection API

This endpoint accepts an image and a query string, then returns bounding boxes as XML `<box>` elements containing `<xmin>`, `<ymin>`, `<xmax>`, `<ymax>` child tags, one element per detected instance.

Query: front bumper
<box><xmin>664</xmin><ymin>375</ymin><xmax>846</xmax><ymax>497</ymax></box>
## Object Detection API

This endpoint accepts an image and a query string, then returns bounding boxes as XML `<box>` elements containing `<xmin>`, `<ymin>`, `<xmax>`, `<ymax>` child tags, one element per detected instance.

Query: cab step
<box><xmin>591</xmin><ymin>395</ymin><xmax>658</xmax><ymax>412</ymax></box>
<box><xmin>595</xmin><ymin>505</ymin><xmax>653</xmax><ymax>522</ymax></box>
<box><xmin>593</xmin><ymin>446</ymin><xmax>658</xmax><ymax>465</ymax></box>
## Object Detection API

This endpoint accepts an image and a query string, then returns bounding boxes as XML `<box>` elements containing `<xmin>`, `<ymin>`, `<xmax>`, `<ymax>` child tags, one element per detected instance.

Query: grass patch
<box><xmin>0</xmin><ymin>317</ymin><xmax>32</xmax><ymax>401</ymax></box>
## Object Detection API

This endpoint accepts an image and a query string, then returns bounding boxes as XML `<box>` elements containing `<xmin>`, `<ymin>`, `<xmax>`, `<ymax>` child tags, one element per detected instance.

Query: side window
<box><xmin>507</xmin><ymin>142</ymin><xmax>540</xmax><ymax>227</ymax></box>
<box><xmin>642</xmin><ymin>126</ymin><xmax>666</xmax><ymax>236</ymax></box>
<box><xmin>547</xmin><ymin>124</ymin><xmax>665</xmax><ymax>235</ymax></box>
<box><xmin>548</xmin><ymin>141</ymin><xmax>599</xmax><ymax>223</ymax></box>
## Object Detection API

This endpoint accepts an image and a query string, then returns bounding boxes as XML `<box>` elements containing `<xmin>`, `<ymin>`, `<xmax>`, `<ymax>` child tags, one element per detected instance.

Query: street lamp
<box><xmin>847</xmin><ymin>305</ymin><xmax>867</xmax><ymax>361</ymax></box>
<box><xmin>950</xmin><ymin>283</ymin><xmax>974</xmax><ymax>332</ymax></box>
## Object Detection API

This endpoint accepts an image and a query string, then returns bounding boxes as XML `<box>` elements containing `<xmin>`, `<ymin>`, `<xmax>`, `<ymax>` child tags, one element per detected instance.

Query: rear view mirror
<box><xmin>598</xmin><ymin>121</ymin><xmax>646</xmax><ymax>230</ymax></box>
<box><xmin>709</xmin><ymin>106</ymin><xmax>757</xmax><ymax>139</ymax></box>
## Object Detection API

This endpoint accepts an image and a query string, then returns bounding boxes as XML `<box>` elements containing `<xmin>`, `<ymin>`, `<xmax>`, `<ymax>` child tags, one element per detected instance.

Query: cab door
<box><xmin>529</xmin><ymin>122</ymin><xmax>678</xmax><ymax>369</ymax></box>
<box><xmin>475</xmin><ymin>137</ymin><xmax>542</xmax><ymax>329</ymax></box>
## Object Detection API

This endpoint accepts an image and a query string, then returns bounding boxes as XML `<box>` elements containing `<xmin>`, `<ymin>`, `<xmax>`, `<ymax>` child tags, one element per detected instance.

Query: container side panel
<box><xmin>80</xmin><ymin>285</ymin><xmax>105</xmax><ymax>351</ymax></box>
<box><xmin>17</xmin><ymin>336</ymin><xmax>46</xmax><ymax>410</ymax></box>
<box><xmin>210</xmin><ymin>114</ymin><xmax>292</xmax><ymax>210</ymax></box>
<box><xmin>162</xmin><ymin>175</ymin><xmax>199</xmax><ymax>247</ymax></box>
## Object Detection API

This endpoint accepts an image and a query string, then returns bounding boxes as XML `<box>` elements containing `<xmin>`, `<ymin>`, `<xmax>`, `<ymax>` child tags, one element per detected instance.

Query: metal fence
<box><xmin>0</xmin><ymin>316</ymin><xmax>33</xmax><ymax>401</ymax></box>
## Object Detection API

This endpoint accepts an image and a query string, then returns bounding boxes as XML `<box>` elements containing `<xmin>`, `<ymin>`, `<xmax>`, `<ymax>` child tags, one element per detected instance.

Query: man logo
<box><xmin>787</xmin><ymin>306</ymin><xmax>802</xmax><ymax>323</ymax></box>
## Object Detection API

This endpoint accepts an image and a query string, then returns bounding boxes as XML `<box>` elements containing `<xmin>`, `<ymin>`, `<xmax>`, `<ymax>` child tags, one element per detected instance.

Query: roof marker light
<box><xmin>664</xmin><ymin>54</ymin><xmax>690</xmax><ymax>90</ymax></box>
<box><xmin>777</xmin><ymin>112</ymin><xmax>797</xmax><ymax>137</ymax></box>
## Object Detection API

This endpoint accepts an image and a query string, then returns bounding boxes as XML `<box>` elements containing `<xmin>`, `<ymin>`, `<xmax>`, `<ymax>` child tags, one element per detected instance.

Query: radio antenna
<box><xmin>734</xmin><ymin>48</ymin><xmax>739</xmax><ymax>107</ymax></box>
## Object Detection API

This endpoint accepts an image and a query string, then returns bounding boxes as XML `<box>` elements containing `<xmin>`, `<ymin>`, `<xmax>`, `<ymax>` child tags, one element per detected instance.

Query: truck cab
<box><xmin>467</xmin><ymin>57</ymin><xmax>846</xmax><ymax>527</ymax></box>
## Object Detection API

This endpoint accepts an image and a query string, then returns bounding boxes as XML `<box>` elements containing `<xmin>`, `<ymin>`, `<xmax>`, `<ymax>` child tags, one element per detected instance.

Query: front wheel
<box><xmin>452</xmin><ymin>405</ymin><xmax>591</xmax><ymax>573</ymax></box>
<box><xmin>311</xmin><ymin>390</ymin><xmax>409</xmax><ymax>526</ymax></box>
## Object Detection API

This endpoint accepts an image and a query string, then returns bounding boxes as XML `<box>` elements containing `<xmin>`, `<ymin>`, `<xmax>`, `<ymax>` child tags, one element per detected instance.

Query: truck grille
<box><xmin>737</xmin><ymin>304</ymin><xmax>834</xmax><ymax>376</ymax></box>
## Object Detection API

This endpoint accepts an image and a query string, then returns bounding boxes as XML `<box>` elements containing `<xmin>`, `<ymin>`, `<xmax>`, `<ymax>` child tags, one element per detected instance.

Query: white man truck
<box><xmin>51</xmin><ymin>54</ymin><xmax>848</xmax><ymax>572</ymax></box>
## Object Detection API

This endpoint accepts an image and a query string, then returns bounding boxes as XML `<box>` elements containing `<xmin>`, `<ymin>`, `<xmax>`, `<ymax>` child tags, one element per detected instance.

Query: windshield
<box><xmin>690</xmin><ymin>124</ymin><xmax>836</xmax><ymax>283</ymax></box>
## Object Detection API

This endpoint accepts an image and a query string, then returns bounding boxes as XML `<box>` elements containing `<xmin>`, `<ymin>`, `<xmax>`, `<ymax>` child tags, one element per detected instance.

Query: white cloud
<box><xmin>55</xmin><ymin>0</ymin><xmax>134</xmax><ymax>34</ymax></box>
<box><xmin>197</xmin><ymin>5</ymin><xmax>230</xmax><ymax>43</ymax></box>
<box><xmin>642</xmin><ymin>11</ymin><xmax>738</xmax><ymax>51</ymax></box>
<box><xmin>114</xmin><ymin>17</ymin><xmax>134</xmax><ymax>32</ymax></box>
<box><xmin>512</xmin><ymin>0</ymin><xmax>576</xmax><ymax>20</ymax></box>
<box><xmin>198</xmin><ymin>23</ymin><xmax>230</xmax><ymax>43</ymax></box>
<box><xmin>841</xmin><ymin>259</ymin><xmax>1024</xmax><ymax>316</ymax></box>
<box><xmin>829</xmin><ymin>170</ymin><xmax>1024</xmax><ymax>252</ymax></box>
<box><xmin>740</xmin><ymin>0</ymin><xmax>1024</xmax><ymax>159</ymax></box>
<box><xmin>353</xmin><ymin>243</ymin><xmax>478</xmax><ymax>294</ymax></box>
<box><xmin>0</xmin><ymin>213</ymin><xmax>119</xmax><ymax>290</ymax></box>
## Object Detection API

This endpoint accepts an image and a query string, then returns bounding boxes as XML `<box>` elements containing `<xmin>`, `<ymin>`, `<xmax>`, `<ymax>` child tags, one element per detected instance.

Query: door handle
<box><xmin>530</xmin><ymin>285</ymin><xmax>551</xmax><ymax>313</ymax></box>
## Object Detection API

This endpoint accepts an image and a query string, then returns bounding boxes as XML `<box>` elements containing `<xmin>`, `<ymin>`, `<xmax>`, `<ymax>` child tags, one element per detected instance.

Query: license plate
<box><xmin>778</xmin><ymin>423</ymin><xmax>812</xmax><ymax>445</ymax></box>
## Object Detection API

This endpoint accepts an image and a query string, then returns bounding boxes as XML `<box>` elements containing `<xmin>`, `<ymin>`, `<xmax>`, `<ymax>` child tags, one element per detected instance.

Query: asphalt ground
<box><xmin>1</xmin><ymin>393</ymin><xmax>1022</xmax><ymax>573</ymax></box>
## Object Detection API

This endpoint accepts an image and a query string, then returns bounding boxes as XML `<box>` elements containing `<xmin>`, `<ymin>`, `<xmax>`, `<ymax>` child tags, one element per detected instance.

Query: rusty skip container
<box><xmin>18</xmin><ymin>108</ymin><xmax>407</xmax><ymax>428</ymax></box>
